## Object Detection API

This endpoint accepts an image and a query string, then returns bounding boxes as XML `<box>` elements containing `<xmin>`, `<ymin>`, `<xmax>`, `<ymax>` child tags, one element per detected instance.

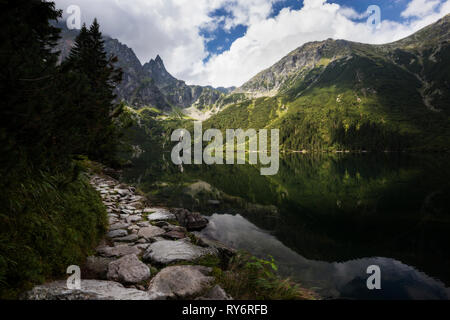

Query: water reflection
<box><xmin>202</xmin><ymin>213</ymin><xmax>450</xmax><ymax>300</ymax></box>
<box><xmin>123</xmin><ymin>153</ymin><xmax>450</xmax><ymax>300</ymax></box>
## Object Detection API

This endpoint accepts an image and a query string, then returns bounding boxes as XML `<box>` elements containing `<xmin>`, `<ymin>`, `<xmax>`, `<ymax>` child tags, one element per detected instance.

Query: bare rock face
<box><xmin>22</xmin><ymin>280</ymin><xmax>151</xmax><ymax>300</ymax></box>
<box><xmin>147</xmin><ymin>265</ymin><xmax>214</xmax><ymax>300</ymax></box>
<box><xmin>107</xmin><ymin>254</ymin><xmax>151</xmax><ymax>285</ymax></box>
<box><xmin>143</xmin><ymin>239</ymin><xmax>217</xmax><ymax>265</ymax></box>
<box><xmin>171</xmin><ymin>208</ymin><xmax>209</xmax><ymax>231</ymax></box>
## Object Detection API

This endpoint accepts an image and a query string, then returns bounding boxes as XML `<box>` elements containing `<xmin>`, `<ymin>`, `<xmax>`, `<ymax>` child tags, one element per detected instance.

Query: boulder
<box><xmin>171</xmin><ymin>208</ymin><xmax>209</xmax><ymax>231</ymax></box>
<box><xmin>194</xmin><ymin>234</ymin><xmax>237</xmax><ymax>264</ymax></box>
<box><xmin>143</xmin><ymin>239</ymin><xmax>217</xmax><ymax>265</ymax></box>
<box><xmin>145</xmin><ymin>208</ymin><xmax>176</xmax><ymax>221</ymax></box>
<box><xmin>147</xmin><ymin>265</ymin><xmax>214</xmax><ymax>300</ymax></box>
<box><xmin>107</xmin><ymin>254</ymin><xmax>151</xmax><ymax>285</ymax></box>
<box><xmin>23</xmin><ymin>280</ymin><xmax>151</xmax><ymax>300</ymax></box>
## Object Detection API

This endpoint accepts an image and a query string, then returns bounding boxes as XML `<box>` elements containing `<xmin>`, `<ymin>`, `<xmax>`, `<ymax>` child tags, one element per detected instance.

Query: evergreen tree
<box><xmin>0</xmin><ymin>0</ymin><xmax>62</xmax><ymax>175</ymax></box>
<box><xmin>64</xmin><ymin>18</ymin><xmax>123</xmax><ymax>162</ymax></box>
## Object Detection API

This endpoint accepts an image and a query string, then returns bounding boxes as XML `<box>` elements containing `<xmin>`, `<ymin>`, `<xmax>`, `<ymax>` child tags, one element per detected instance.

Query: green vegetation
<box><xmin>0</xmin><ymin>168</ymin><xmax>107</xmax><ymax>299</ymax></box>
<box><xmin>205</xmin><ymin>18</ymin><xmax>450</xmax><ymax>152</ymax></box>
<box><xmin>0</xmin><ymin>1</ymin><xmax>123</xmax><ymax>297</ymax></box>
<box><xmin>215</xmin><ymin>252</ymin><xmax>317</xmax><ymax>300</ymax></box>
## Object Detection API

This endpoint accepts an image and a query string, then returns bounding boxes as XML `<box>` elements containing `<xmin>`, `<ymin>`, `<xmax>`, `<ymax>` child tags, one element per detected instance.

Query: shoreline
<box><xmin>23</xmin><ymin>167</ymin><xmax>317</xmax><ymax>300</ymax></box>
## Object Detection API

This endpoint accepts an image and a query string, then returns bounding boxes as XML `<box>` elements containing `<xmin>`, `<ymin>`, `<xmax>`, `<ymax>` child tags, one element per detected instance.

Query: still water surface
<box><xmin>124</xmin><ymin>153</ymin><xmax>450</xmax><ymax>299</ymax></box>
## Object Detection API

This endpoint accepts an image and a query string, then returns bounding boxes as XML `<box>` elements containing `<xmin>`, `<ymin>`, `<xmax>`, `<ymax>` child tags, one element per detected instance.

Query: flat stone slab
<box><xmin>97</xmin><ymin>245</ymin><xmax>140</xmax><ymax>258</ymax></box>
<box><xmin>23</xmin><ymin>280</ymin><xmax>151</xmax><ymax>300</ymax></box>
<box><xmin>107</xmin><ymin>254</ymin><xmax>151</xmax><ymax>285</ymax></box>
<box><xmin>144</xmin><ymin>208</ymin><xmax>176</xmax><ymax>221</ymax></box>
<box><xmin>115</xmin><ymin>234</ymin><xmax>139</xmax><ymax>243</ymax></box>
<box><xmin>143</xmin><ymin>240</ymin><xmax>217</xmax><ymax>265</ymax></box>
<box><xmin>138</xmin><ymin>226</ymin><xmax>165</xmax><ymax>240</ymax></box>
<box><xmin>110</xmin><ymin>222</ymin><xmax>130</xmax><ymax>231</ymax></box>
<box><xmin>107</xmin><ymin>229</ymin><xmax>128</xmax><ymax>239</ymax></box>
<box><xmin>147</xmin><ymin>265</ymin><xmax>214</xmax><ymax>300</ymax></box>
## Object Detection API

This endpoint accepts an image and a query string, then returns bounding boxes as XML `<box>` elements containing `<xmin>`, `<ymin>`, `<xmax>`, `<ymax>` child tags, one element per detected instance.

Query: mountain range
<box><xmin>205</xmin><ymin>14</ymin><xmax>450</xmax><ymax>151</ymax></box>
<box><xmin>56</xmin><ymin>15</ymin><xmax>450</xmax><ymax>151</ymax></box>
<box><xmin>55</xmin><ymin>22</ymin><xmax>234</xmax><ymax>112</ymax></box>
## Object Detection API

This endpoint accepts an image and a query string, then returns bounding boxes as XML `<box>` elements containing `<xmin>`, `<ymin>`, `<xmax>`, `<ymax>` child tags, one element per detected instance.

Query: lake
<box><xmin>123</xmin><ymin>152</ymin><xmax>450</xmax><ymax>300</ymax></box>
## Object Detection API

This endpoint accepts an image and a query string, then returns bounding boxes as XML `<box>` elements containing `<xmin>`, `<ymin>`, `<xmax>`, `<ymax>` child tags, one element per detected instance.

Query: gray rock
<box><xmin>115</xmin><ymin>234</ymin><xmax>139</xmax><ymax>243</ymax></box>
<box><xmin>197</xmin><ymin>285</ymin><xmax>233</xmax><ymax>300</ymax></box>
<box><xmin>137</xmin><ymin>221</ymin><xmax>151</xmax><ymax>228</ymax></box>
<box><xmin>107</xmin><ymin>254</ymin><xmax>151</xmax><ymax>285</ymax></box>
<box><xmin>108</xmin><ymin>217</ymin><xmax>119</xmax><ymax>224</ymax></box>
<box><xmin>145</xmin><ymin>208</ymin><xmax>176</xmax><ymax>221</ymax></box>
<box><xmin>138</xmin><ymin>226</ymin><xmax>165</xmax><ymax>240</ymax></box>
<box><xmin>110</xmin><ymin>222</ymin><xmax>130</xmax><ymax>231</ymax></box>
<box><xmin>143</xmin><ymin>239</ymin><xmax>217</xmax><ymax>265</ymax></box>
<box><xmin>127</xmin><ymin>215</ymin><xmax>142</xmax><ymax>224</ymax></box>
<box><xmin>171</xmin><ymin>208</ymin><xmax>209</xmax><ymax>231</ymax></box>
<box><xmin>97</xmin><ymin>245</ymin><xmax>140</xmax><ymax>258</ymax></box>
<box><xmin>107</xmin><ymin>229</ymin><xmax>128</xmax><ymax>239</ymax></box>
<box><xmin>147</xmin><ymin>265</ymin><xmax>214</xmax><ymax>300</ymax></box>
<box><xmin>23</xmin><ymin>280</ymin><xmax>151</xmax><ymax>300</ymax></box>
<box><xmin>162</xmin><ymin>230</ymin><xmax>187</xmax><ymax>240</ymax></box>
<box><xmin>195</xmin><ymin>234</ymin><xmax>237</xmax><ymax>263</ymax></box>
<box><xmin>83</xmin><ymin>256</ymin><xmax>114</xmax><ymax>280</ymax></box>
<box><xmin>121</xmin><ymin>209</ymin><xmax>135</xmax><ymax>215</ymax></box>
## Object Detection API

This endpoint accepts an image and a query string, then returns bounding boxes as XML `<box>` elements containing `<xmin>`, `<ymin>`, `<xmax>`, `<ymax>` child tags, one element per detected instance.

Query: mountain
<box><xmin>54</xmin><ymin>21</ymin><xmax>224</xmax><ymax>111</ymax></box>
<box><xmin>206</xmin><ymin>14</ymin><xmax>450</xmax><ymax>152</ymax></box>
<box><xmin>142</xmin><ymin>56</ymin><xmax>223</xmax><ymax>109</ymax></box>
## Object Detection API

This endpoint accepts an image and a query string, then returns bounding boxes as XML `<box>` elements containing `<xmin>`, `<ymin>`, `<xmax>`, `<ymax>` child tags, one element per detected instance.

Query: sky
<box><xmin>54</xmin><ymin>0</ymin><xmax>450</xmax><ymax>88</ymax></box>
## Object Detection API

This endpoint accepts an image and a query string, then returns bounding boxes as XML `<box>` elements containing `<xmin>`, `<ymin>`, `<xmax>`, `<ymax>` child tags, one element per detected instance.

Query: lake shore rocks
<box><xmin>143</xmin><ymin>239</ymin><xmax>217</xmax><ymax>265</ymax></box>
<box><xmin>23</xmin><ymin>173</ymin><xmax>234</xmax><ymax>301</ymax></box>
<box><xmin>171</xmin><ymin>208</ymin><xmax>209</xmax><ymax>231</ymax></box>
<box><xmin>147</xmin><ymin>265</ymin><xmax>214</xmax><ymax>300</ymax></box>
<box><xmin>107</xmin><ymin>254</ymin><xmax>151</xmax><ymax>284</ymax></box>
<box><xmin>23</xmin><ymin>280</ymin><xmax>151</xmax><ymax>300</ymax></box>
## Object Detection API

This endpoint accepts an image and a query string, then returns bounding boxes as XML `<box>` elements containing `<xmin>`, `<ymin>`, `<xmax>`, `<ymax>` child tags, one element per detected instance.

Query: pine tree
<box><xmin>0</xmin><ymin>0</ymin><xmax>62</xmax><ymax>174</ymax></box>
<box><xmin>64</xmin><ymin>18</ymin><xmax>123</xmax><ymax>162</ymax></box>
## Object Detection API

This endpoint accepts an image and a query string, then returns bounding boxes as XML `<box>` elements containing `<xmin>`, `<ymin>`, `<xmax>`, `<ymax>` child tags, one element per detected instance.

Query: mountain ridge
<box><xmin>54</xmin><ymin>21</ymin><xmax>228</xmax><ymax>112</ymax></box>
<box><xmin>205</xmin><ymin>14</ymin><xmax>450</xmax><ymax>152</ymax></box>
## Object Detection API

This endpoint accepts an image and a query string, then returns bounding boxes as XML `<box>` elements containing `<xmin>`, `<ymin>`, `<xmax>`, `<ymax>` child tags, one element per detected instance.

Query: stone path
<box><xmin>24</xmin><ymin>174</ymin><xmax>233</xmax><ymax>300</ymax></box>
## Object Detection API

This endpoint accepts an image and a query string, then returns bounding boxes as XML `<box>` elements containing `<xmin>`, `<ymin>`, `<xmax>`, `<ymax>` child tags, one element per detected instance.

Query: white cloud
<box><xmin>54</xmin><ymin>0</ymin><xmax>450</xmax><ymax>88</ymax></box>
<box><xmin>401</xmin><ymin>0</ymin><xmax>441</xmax><ymax>18</ymax></box>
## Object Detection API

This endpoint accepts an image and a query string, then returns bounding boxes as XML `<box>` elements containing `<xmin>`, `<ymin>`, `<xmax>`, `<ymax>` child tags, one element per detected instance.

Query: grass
<box><xmin>214</xmin><ymin>252</ymin><xmax>318</xmax><ymax>300</ymax></box>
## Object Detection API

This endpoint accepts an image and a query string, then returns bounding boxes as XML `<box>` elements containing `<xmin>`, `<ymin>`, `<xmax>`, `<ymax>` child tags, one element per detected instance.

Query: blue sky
<box><xmin>200</xmin><ymin>0</ymin><xmax>413</xmax><ymax>62</ymax></box>
<box><xmin>55</xmin><ymin>0</ymin><xmax>450</xmax><ymax>87</ymax></box>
